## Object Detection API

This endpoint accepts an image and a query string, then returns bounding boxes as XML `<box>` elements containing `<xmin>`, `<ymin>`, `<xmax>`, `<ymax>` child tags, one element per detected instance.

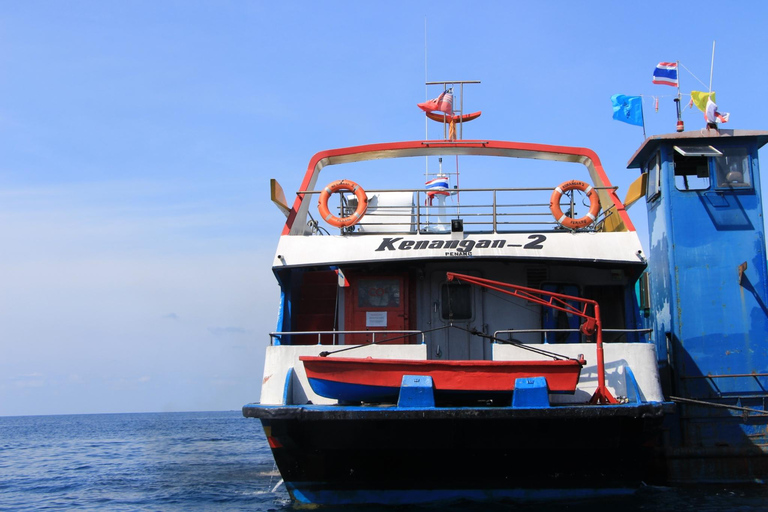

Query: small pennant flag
<box><xmin>334</xmin><ymin>268</ymin><xmax>349</xmax><ymax>287</ymax></box>
<box><xmin>653</xmin><ymin>62</ymin><xmax>678</xmax><ymax>87</ymax></box>
<box><xmin>611</xmin><ymin>94</ymin><xmax>644</xmax><ymax>127</ymax></box>
<box><xmin>418</xmin><ymin>89</ymin><xmax>453</xmax><ymax>114</ymax></box>
<box><xmin>705</xmin><ymin>97</ymin><xmax>729</xmax><ymax>124</ymax></box>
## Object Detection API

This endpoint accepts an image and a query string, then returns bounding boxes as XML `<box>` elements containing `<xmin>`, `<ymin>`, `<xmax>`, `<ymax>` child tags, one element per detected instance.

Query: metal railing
<box><xmin>268</xmin><ymin>327</ymin><xmax>651</xmax><ymax>347</ymax></box>
<box><xmin>269</xmin><ymin>330</ymin><xmax>426</xmax><ymax>346</ymax></box>
<box><xmin>298</xmin><ymin>186</ymin><xmax>618</xmax><ymax>234</ymax></box>
<box><xmin>493</xmin><ymin>328</ymin><xmax>653</xmax><ymax>343</ymax></box>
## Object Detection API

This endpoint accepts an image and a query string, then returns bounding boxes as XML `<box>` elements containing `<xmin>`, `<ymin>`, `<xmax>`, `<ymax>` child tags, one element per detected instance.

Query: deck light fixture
<box><xmin>451</xmin><ymin>219</ymin><xmax>464</xmax><ymax>239</ymax></box>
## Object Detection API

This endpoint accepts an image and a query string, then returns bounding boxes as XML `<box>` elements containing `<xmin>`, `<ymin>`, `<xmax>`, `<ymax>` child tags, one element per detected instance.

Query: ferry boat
<box><xmin>242</xmin><ymin>84</ymin><xmax>768</xmax><ymax>504</ymax></box>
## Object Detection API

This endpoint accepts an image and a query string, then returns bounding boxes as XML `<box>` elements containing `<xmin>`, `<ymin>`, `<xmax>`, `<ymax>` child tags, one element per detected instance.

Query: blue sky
<box><xmin>2</xmin><ymin>1</ymin><xmax>767</xmax><ymax>416</ymax></box>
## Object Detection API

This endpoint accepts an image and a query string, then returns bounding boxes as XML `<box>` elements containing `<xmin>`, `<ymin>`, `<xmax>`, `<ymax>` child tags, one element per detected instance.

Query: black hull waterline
<box><xmin>244</xmin><ymin>403</ymin><xmax>666</xmax><ymax>504</ymax></box>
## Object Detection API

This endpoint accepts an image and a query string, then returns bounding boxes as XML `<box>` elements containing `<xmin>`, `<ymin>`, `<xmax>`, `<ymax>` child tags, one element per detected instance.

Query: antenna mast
<box><xmin>709</xmin><ymin>40</ymin><xmax>716</xmax><ymax>93</ymax></box>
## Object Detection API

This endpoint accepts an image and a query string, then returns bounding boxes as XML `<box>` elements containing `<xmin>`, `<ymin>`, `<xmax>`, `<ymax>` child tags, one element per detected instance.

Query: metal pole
<box><xmin>424</xmin><ymin>19</ymin><xmax>428</xmax><ymax>180</ymax></box>
<box><xmin>709</xmin><ymin>40</ymin><xmax>716</xmax><ymax>92</ymax></box>
<box><xmin>460</xmin><ymin>82</ymin><xmax>464</xmax><ymax>139</ymax></box>
<box><xmin>492</xmin><ymin>190</ymin><xmax>497</xmax><ymax>233</ymax></box>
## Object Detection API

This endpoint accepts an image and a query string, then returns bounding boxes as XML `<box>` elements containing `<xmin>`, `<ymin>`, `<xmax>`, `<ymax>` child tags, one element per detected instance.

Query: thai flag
<box><xmin>426</xmin><ymin>176</ymin><xmax>450</xmax><ymax>196</ymax></box>
<box><xmin>652</xmin><ymin>62</ymin><xmax>678</xmax><ymax>87</ymax></box>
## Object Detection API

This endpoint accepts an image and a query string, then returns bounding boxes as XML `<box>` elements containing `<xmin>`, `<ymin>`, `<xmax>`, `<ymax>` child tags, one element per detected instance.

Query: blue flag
<box><xmin>611</xmin><ymin>94</ymin><xmax>644</xmax><ymax>127</ymax></box>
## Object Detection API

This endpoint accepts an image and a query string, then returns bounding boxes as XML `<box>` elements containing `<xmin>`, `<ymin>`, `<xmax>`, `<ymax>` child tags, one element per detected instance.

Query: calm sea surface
<box><xmin>1</xmin><ymin>410</ymin><xmax>767</xmax><ymax>511</ymax></box>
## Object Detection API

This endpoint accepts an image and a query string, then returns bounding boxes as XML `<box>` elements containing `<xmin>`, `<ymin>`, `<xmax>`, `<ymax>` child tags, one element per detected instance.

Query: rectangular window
<box><xmin>646</xmin><ymin>152</ymin><xmax>661</xmax><ymax>201</ymax></box>
<box><xmin>357</xmin><ymin>278</ymin><xmax>401</xmax><ymax>308</ymax></box>
<box><xmin>714</xmin><ymin>148</ymin><xmax>751</xmax><ymax>189</ymax></box>
<box><xmin>638</xmin><ymin>272</ymin><xmax>651</xmax><ymax>313</ymax></box>
<box><xmin>673</xmin><ymin>146</ymin><xmax>718</xmax><ymax>191</ymax></box>
<box><xmin>441</xmin><ymin>283</ymin><xmax>472</xmax><ymax>320</ymax></box>
<box><xmin>672</xmin><ymin>145</ymin><xmax>753</xmax><ymax>192</ymax></box>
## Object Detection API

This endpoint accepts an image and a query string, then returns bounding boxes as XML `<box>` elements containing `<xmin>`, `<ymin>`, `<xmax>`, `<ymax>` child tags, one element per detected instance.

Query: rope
<box><xmin>318</xmin><ymin>324</ymin><xmax>580</xmax><ymax>363</ymax></box>
<box><xmin>319</xmin><ymin>325</ymin><xmax>453</xmax><ymax>357</ymax></box>
<box><xmin>678</xmin><ymin>61</ymin><xmax>709</xmax><ymax>89</ymax></box>
<box><xmin>447</xmin><ymin>324</ymin><xmax>578</xmax><ymax>362</ymax></box>
<box><xmin>670</xmin><ymin>396</ymin><xmax>768</xmax><ymax>416</ymax></box>
<box><xmin>306</xmin><ymin>211</ymin><xmax>329</xmax><ymax>235</ymax></box>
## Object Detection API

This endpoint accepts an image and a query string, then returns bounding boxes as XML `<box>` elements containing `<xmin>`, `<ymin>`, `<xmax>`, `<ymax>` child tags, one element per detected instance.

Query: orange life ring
<box><xmin>317</xmin><ymin>179</ymin><xmax>368</xmax><ymax>228</ymax></box>
<box><xmin>550</xmin><ymin>180</ymin><xmax>601</xmax><ymax>229</ymax></box>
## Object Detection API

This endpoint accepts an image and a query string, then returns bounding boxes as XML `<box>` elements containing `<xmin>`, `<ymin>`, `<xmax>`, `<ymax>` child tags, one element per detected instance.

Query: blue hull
<box><xmin>287</xmin><ymin>484</ymin><xmax>636</xmax><ymax>505</ymax></box>
<box><xmin>307</xmin><ymin>377</ymin><xmax>400</xmax><ymax>403</ymax></box>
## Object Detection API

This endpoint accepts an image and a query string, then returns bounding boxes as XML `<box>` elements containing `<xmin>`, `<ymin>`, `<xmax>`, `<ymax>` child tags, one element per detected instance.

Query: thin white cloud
<box><xmin>11</xmin><ymin>373</ymin><xmax>46</xmax><ymax>388</ymax></box>
<box><xmin>208</xmin><ymin>326</ymin><xmax>250</xmax><ymax>336</ymax></box>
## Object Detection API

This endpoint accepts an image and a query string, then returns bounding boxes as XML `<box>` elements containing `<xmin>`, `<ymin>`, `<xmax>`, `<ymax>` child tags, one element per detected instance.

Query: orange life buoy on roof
<box><xmin>317</xmin><ymin>179</ymin><xmax>368</xmax><ymax>228</ymax></box>
<box><xmin>550</xmin><ymin>180</ymin><xmax>601</xmax><ymax>229</ymax></box>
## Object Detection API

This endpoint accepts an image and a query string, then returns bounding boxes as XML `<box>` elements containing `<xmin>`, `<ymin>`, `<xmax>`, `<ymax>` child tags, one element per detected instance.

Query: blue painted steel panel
<box><xmin>638</xmin><ymin>133</ymin><xmax>768</xmax><ymax>480</ymax></box>
<box><xmin>397</xmin><ymin>375</ymin><xmax>435</xmax><ymax>408</ymax></box>
<box><xmin>511</xmin><ymin>377</ymin><xmax>550</xmax><ymax>408</ymax></box>
<box><xmin>282</xmin><ymin>367</ymin><xmax>294</xmax><ymax>405</ymax></box>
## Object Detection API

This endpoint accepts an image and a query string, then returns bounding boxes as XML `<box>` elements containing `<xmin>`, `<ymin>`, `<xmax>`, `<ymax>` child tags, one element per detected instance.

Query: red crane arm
<box><xmin>445</xmin><ymin>272</ymin><xmax>616</xmax><ymax>404</ymax></box>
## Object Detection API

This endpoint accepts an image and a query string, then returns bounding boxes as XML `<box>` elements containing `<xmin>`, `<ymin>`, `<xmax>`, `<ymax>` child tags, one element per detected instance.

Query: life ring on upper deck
<box><xmin>317</xmin><ymin>179</ymin><xmax>368</xmax><ymax>228</ymax></box>
<box><xmin>550</xmin><ymin>180</ymin><xmax>601</xmax><ymax>229</ymax></box>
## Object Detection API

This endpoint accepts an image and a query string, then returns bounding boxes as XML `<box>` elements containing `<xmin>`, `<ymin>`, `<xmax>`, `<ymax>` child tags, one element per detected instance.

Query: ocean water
<box><xmin>0</xmin><ymin>411</ymin><xmax>288</xmax><ymax>511</ymax></box>
<box><xmin>1</xmin><ymin>410</ymin><xmax>767</xmax><ymax>511</ymax></box>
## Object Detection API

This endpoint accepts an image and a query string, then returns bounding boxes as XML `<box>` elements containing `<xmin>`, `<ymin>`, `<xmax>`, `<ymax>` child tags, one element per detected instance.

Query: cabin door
<box><xmin>429</xmin><ymin>272</ymin><xmax>487</xmax><ymax>360</ymax></box>
<box><xmin>344</xmin><ymin>275</ymin><xmax>409</xmax><ymax>345</ymax></box>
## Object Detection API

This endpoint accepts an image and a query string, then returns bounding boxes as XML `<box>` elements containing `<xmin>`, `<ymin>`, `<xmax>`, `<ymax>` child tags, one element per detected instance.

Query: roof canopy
<box><xmin>627</xmin><ymin>129</ymin><xmax>768</xmax><ymax>169</ymax></box>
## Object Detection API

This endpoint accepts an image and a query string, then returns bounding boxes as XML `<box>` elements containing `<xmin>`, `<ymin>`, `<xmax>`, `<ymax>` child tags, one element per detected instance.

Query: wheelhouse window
<box><xmin>441</xmin><ymin>283</ymin><xmax>473</xmax><ymax>320</ymax></box>
<box><xmin>645</xmin><ymin>152</ymin><xmax>661</xmax><ymax>201</ymax></box>
<box><xmin>673</xmin><ymin>145</ymin><xmax>721</xmax><ymax>191</ymax></box>
<box><xmin>714</xmin><ymin>148</ymin><xmax>751</xmax><ymax>189</ymax></box>
<box><xmin>672</xmin><ymin>145</ymin><xmax>753</xmax><ymax>192</ymax></box>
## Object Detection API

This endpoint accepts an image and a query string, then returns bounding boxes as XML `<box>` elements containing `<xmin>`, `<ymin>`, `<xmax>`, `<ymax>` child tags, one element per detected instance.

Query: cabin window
<box><xmin>357</xmin><ymin>278</ymin><xmax>401</xmax><ymax>308</ymax></box>
<box><xmin>673</xmin><ymin>145</ymin><xmax>722</xmax><ymax>191</ymax></box>
<box><xmin>714</xmin><ymin>148</ymin><xmax>751</xmax><ymax>189</ymax></box>
<box><xmin>646</xmin><ymin>153</ymin><xmax>661</xmax><ymax>201</ymax></box>
<box><xmin>638</xmin><ymin>272</ymin><xmax>651</xmax><ymax>317</ymax></box>
<box><xmin>673</xmin><ymin>145</ymin><xmax>753</xmax><ymax>192</ymax></box>
<box><xmin>441</xmin><ymin>283</ymin><xmax>473</xmax><ymax>320</ymax></box>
